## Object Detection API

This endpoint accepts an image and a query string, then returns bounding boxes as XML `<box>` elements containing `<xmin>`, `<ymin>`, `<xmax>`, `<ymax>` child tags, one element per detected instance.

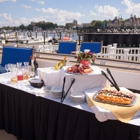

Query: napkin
<box><xmin>88</xmin><ymin>87</ymin><xmax>140</xmax><ymax>123</ymax></box>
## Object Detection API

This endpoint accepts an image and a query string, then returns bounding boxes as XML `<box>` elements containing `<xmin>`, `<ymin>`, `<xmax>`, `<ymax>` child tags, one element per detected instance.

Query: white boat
<box><xmin>23</xmin><ymin>36</ymin><xmax>53</xmax><ymax>45</ymax></box>
<box><xmin>6</xmin><ymin>35</ymin><xmax>29</xmax><ymax>43</ymax></box>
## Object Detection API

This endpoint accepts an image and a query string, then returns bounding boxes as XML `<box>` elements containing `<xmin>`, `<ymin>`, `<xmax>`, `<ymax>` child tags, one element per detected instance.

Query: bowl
<box><xmin>70</xmin><ymin>92</ymin><xmax>86</xmax><ymax>104</ymax></box>
<box><xmin>50</xmin><ymin>86</ymin><xmax>63</xmax><ymax>98</ymax></box>
<box><xmin>29</xmin><ymin>78</ymin><xmax>44</xmax><ymax>88</ymax></box>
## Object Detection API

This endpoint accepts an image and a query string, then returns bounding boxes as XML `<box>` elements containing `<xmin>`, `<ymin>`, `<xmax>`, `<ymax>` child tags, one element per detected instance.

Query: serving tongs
<box><xmin>61</xmin><ymin>77</ymin><xmax>75</xmax><ymax>103</ymax></box>
<box><xmin>101</xmin><ymin>68</ymin><xmax>120</xmax><ymax>91</ymax></box>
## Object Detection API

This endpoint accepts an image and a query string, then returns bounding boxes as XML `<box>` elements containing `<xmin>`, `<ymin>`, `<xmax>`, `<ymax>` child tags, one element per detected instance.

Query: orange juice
<box><xmin>11</xmin><ymin>77</ymin><xmax>18</xmax><ymax>84</ymax></box>
<box><xmin>23</xmin><ymin>73</ymin><xmax>29</xmax><ymax>80</ymax></box>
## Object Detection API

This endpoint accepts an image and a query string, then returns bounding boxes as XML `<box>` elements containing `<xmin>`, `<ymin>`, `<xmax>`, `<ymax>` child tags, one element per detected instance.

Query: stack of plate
<box><xmin>70</xmin><ymin>92</ymin><xmax>86</xmax><ymax>104</ymax></box>
<box><xmin>50</xmin><ymin>86</ymin><xmax>62</xmax><ymax>99</ymax></box>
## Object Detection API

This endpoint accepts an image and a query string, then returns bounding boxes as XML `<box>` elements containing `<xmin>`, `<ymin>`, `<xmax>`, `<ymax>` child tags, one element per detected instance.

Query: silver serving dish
<box><xmin>92</xmin><ymin>90</ymin><xmax>137</xmax><ymax>107</ymax></box>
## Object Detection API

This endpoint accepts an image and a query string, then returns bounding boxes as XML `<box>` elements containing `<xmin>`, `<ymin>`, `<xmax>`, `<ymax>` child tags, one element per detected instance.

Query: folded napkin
<box><xmin>88</xmin><ymin>87</ymin><xmax>140</xmax><ymax>123</ymax></box>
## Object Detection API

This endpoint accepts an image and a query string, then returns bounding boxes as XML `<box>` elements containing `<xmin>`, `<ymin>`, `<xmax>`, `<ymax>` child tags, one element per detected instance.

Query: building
<box><xmin>65</xmin><ymin>19</ymin><xmax>78</xmax><ymax>29</ymax></box>
<box><xmin>81</xmin><ymin>22</ymin><xmax>91</xmax><ymax>27</ymax></box>
<box><xmin>107</xmin><ymin>16</ymin><xmax>122</xmax><ymax>29</ymax></box>
<box><xmin>124</xmin><ymin>15</ymin><xmax>140</xmax><ymax>28</ymax></box>
<box><xmin>73</xmin><ymin>19</ymin><xmax>78</xmax><ymax>26</ymax></box>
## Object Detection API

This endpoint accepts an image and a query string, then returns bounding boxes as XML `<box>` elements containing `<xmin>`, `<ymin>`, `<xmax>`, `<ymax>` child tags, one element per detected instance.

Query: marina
<box><xmin>1</xmin><ymin>12</ymin><xmax>140</xmax><ymax>140</ymax></box>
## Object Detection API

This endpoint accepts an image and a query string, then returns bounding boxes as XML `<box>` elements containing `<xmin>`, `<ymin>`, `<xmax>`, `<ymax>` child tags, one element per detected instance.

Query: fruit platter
<box><xmin>66</xmin><ymin>64</ymin><xmax>93</xmax><ymax>74</ymax></box>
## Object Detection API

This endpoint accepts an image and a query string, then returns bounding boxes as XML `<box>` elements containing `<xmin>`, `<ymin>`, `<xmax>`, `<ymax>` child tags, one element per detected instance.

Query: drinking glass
<box><xmin>5</xmin><ymin>64</ymin><xmax>9</xmax><ymax>72</ymax></box>
<box><xmin>28</xmin><ymin>66</ymin><xmax>35</xmax><ymax>78</ymax></box>
<box><xmin>17</xmin><ymin>63</ymin><xmax>23</xmax><ymax>81</ymax></box>
<box><xmin>24</xmin><ymin>62</ymin><xmax>29</xmax><ymax>68</ymax></box>
<box><xmin>17</xmin><ymin>62</ymin><xmax>22</xmax><ymax>68</ymax></box>
<box><xmin>8</xmin><ymin>63</ymin><xmax>13</xmax><ymax>72</ymax></box>
<box><xmin>10</xmin><ymin>67</ymin><xmax>18</xmax><ymax>84</ymax></box>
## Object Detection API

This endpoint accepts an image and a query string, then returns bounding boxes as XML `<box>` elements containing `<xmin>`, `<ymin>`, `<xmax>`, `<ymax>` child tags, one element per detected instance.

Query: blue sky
<box><xmin>0</xmin><ymin>0</ymin><xmax>140</xmax><ymax>27</ymax></box>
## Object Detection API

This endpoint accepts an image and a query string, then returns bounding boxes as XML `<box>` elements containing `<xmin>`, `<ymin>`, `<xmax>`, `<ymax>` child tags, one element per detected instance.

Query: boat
<box><xmin>23</xmin><ymin>36</ymin><xmax>53</xmax><ymax>45</ymax></box>
<box><xmin>6</xmin><ymin>35</ymin><xmax>29</xmax><ymax>43</ymax></box>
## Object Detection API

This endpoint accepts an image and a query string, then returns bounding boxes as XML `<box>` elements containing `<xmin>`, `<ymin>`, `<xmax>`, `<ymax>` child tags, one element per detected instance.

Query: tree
<box><xmin>26</xmin><ymin>24</ymin><xmax>33</xmax><ymax>30</ymax></box>
<box><xmin>19</xmin><ymin>24</ymin><xmax>26</xmax><ymax>30</ymax></box>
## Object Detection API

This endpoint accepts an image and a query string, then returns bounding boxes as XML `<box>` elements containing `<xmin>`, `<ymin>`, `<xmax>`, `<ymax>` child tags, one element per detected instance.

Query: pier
<box><xmin>77</xmin><ymin>32</ymin><xmax>140</xmax><ymax>47</ymax></box>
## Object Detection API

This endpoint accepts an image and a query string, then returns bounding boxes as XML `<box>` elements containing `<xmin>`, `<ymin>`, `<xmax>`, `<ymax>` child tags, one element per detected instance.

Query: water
<box><xmin>0</xmin><ymin>31</ymin><xmax>82</xmax><ymax>46</ymax></box>
<box><xmin>18</xmin><ymin>31</ymin><xmax>80</xmax><ymax>41</ymax></box>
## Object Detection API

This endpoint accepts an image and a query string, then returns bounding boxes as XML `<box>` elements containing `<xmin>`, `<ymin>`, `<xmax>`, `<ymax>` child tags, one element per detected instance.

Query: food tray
<box><xmin>92</xmin><ymin>91</ymin><xmax>137</xmax><ymax>107</ymax></box>
<box><xmin>65</xmin><ymin>70</ymin><xmax>93</xmax><ymax>75</ymax></box>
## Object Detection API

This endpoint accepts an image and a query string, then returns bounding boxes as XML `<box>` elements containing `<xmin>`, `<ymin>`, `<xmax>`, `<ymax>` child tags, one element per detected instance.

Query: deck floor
<box><xmin>0</xmin><ymin>130</ymin><xmax>17</xmax><ymax>140</ymax></box>
<box><xmin>36</xmin><ymin>53</ymin><xmax>140</xmax><ymax>74</ymax></box>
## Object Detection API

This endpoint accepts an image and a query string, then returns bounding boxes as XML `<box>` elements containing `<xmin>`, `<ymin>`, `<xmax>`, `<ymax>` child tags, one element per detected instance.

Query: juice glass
<box><xmin>10</xmin><ymin>67</ymin><xmax>18</xmax><ymax>84</ymax></box>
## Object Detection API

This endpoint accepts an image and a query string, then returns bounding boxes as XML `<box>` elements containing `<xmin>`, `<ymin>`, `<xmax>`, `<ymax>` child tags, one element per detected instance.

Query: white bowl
<box><xmin>70</xmin><ymin>92</ymin><xmax>86</xmax><ymax>104</ymax></box>
<box><xmin>50</xmin><ymin>86</ymin><xmax>62</xmax><ymax>98</ymax></box>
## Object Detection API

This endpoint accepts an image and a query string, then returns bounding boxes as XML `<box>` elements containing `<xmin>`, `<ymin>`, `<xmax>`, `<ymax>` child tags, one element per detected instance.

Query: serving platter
<box><xmin>65</xmin><ymin>70</ymin><xmax>93</xmax><ymax>75</ymax></box>
<box><xmin>92</xmin><ymin>90</ymin><xmax>137</xmax><ymax>107</ymax></box>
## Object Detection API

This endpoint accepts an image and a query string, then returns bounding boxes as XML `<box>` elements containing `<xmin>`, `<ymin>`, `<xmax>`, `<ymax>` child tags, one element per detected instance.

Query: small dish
<box><xmin>50</xmin><ymin>86</ymin><xmax>62</xmax><ymax>98</ymax></box>
<box><xmin>70</xmin><ymin>92</ymin><xmax>86</xmax><ymax>104</ymax></box>
<box><xmin>29</xmin><ymin>78</ymin><xmax>44</xmax><ymax>88</ymax></box>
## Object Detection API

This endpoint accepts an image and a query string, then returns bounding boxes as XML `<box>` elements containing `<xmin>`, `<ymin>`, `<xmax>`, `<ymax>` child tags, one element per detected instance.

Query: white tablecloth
<box><xmin>84</xmin><ymin>87</ymin><xmax>140</xmax><ymax>126</ymax></box>
<box><xmin>60</xmin><ymin>66</ymin><xmax>109</xmax><ymax>98</ymax></box>
<box><xmin>38</xmin><ymin>67</ymin><xmax>61</xmax><ymax>89</ymax></box>
<box><xmin>1</xmin><ymin>72</ymin><xmax>140</xmax><ymax>126</ymax></box>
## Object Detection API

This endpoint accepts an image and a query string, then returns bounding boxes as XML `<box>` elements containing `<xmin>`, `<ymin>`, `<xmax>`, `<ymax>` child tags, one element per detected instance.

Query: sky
<box><xmin>0</xmin><ymin>0</ymin><xmax>140</xmax><ymax>27</ymax></box>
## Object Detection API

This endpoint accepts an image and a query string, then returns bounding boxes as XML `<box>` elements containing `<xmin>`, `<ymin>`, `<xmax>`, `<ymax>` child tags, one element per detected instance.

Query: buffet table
<box><xmin>38</xmin><ymin>66</ymin><xmax>109</xmax><ymax>97</ymax></box>
<box><xmin>0</xmin><ymin>72</ymin><xmax>140</xmax><ymax>140</ymax></box>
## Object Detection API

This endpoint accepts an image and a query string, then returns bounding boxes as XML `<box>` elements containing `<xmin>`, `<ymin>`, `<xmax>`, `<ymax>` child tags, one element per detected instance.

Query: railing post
<box><xmin>108</xmin><ymin>44</ymin><xmax>117</xmax><ymax>59</ymax></box>
<box><xmin>107</xmin><ymin>45</ymin><xmax>112</xmax><ymax>54</ymax></box>
<box><xmin>123</xmin><ymin>49</ymin><xmax>129</xmax><ymax>60</ymax></box>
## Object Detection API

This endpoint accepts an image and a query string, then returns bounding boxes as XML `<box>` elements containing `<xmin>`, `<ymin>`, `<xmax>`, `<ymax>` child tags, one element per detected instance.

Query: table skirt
<box><xmin>0</xmin><ymin>84</ymin><xmax>139</xmax><ymax>140</ymax></box>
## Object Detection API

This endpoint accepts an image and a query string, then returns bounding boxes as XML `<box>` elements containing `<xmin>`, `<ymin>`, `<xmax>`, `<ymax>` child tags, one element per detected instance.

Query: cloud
<box><xmin>122</xmin><ymin>0</ymin><xmax>140</xmax><ymax>16</ymax></box>
<box><xmin>21</xmin><ymin>4</ymin><xmax>32</xmax><ymax>9</ymax></box>
<box><xmin>0</xmin><ymin>0</ymin><xmax>16</xmax><ymax>2</ymax></box>
<box><xmin>0</xmin><ymin>13</ymin><xmax>50</xmax><ymax>27</ymax></box>
<box><xmin>36</xmin><ymin>8</ymin><xmax>40</xmax><ymax>12</ymax></box>
<box><xmin>38</xmin><ymin>1</ymin><xmax>45</xmax><ymax>4</ymax></box>
<box><xmin>40</xmin><ymin>7</ymin><xmax>84</xmax><ymax>24</ymax></box>
<box><xmin>0</xmin><ymin>13</ymin><xmax>12</xmax><ymax>22</ymax></box>
<box><xmin>28</xmin><ymin>0</ymin><xmax>45</xmax><ymax>4</ymax></box>
<box><xmin>89</xmin><ymin>11</ymin><xmax>98</xmax><ymax>16</ymax></box>
<box><xmin>90</xmin><ymin>5</ymin><xmax>119</xmax><ymax>18</ymax></box>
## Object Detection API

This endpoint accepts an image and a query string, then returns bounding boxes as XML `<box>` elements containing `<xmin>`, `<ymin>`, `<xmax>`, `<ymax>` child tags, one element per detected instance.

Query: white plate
<box><xmin>65</xmin><ymin>70</ymin><xmax>93</xmax><ymax>75</ymax></box>
<box><xmin>50</xmin><ymin>93</ymin><xmax>61</xmax><ymax>99</ymax></box>
<box><xmin>70</xmin><ymin>92</ymin><xmax>86</xmax><ymax>102</ymax></box>
<box><xmin>70</xmin><ymin>99</ymin><xmax>86</xmax><ymax>104</ymax></box>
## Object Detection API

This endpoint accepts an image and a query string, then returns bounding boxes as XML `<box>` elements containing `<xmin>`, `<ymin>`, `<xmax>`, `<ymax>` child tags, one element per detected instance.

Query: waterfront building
<box><xmin>81</xmin><ymin>22</ymin><xmax>91</xmax><ymax>27</ymax></box>
<box><xmin>124</xmin><ymin>15</ymin><xmax>140</xmax><ymax>28</ymax></box>
<box><xmin>65</xmin><ymin>19</ymin><xmax>78</xmax><ymax>29</ymax></box>
<box><xmin>107</xmin><ymin>16</ymin><xmax>123</xmax><ymax>29</ymax></box>
<box><xmin>73</xmin><ymin>19</ymin><xmax>78</xmax><ymax>26</ymax></box>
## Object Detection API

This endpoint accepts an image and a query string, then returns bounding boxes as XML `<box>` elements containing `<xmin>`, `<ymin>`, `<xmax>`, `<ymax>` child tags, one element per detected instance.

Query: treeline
<box><xmin>0</xmin><ymin>19</ymin><xmax>133</xmax><ymax>31</ymax></box>
<box><xmin>0</xmin><ymin>22</ymin><xmax>59</xmax><ymax>31</ymax></box>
